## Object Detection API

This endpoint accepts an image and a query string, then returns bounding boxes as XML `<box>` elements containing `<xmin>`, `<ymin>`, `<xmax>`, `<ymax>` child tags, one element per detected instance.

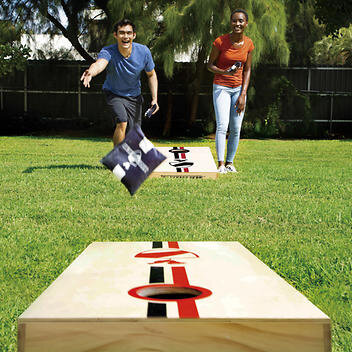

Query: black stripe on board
<box><xmin>152</xmin><ymin>241</ymin><xmax>163</xmax><ymax>248</ymax></box>
<box><xmin>149</xmin><ymin>267</ymin><xmax>164</xmax><ymax>283</ymax></box>
<box><xmin>148</xmin><ymin>302</ymin><xmax>167</xmax><ymax>317</ymax></box>
<box><xmin>148</xmin><ymin>266</ymin><xmax>167</xmax><ymax>317</ymax></box>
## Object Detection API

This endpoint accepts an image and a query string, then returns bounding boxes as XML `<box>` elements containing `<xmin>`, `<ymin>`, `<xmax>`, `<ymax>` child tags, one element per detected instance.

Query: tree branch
<box><xmin>60</xmin><ymin>0</ymin><xmax>71</xmax><ymax>20</ymax></box>
<box><xmin>45</xmin><ymin>12</ymin><xmax>94</xmax><ymax>62</ymax></box>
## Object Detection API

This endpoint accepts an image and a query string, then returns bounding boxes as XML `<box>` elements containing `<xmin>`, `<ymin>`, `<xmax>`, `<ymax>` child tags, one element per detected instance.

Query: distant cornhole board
<box><xmin>18</xmin><ymin>242</ymin><xmax>330</xmax><ymax>352</ymax></box>
<box><xmin>150</xmin><ymin>147</ymin><xmax>218</xmax><ymax>179</ymax></box>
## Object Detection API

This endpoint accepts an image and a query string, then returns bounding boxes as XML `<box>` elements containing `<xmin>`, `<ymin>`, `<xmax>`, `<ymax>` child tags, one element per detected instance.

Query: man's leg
<box><xmin>113</xmin><ymin>121</ymin><xmax>127</xmax><ymax>146</ymax></box>
<box><xmin>107</xmin><ymin>94</ymin><xmax>143</xmax><ymax>146</ymax></box>
<box><xmin>104</xmin><ymin>92</ymin><xmax>128</xmax><ymax>146</ymax></box>
<box><xmin>124</xmin><ymin>95</ymin><xmax>143</xmax><ymax>130</ymax></box>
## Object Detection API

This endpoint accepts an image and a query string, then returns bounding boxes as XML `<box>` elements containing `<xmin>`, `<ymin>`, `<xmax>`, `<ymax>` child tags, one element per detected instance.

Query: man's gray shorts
<box><xmin>104</xmin><ymin>90</ymin><xmax>143</xmax><ymax>133</ymax></box>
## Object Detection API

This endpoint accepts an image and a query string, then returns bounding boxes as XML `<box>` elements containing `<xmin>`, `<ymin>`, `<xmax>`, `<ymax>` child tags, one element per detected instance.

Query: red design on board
<box><xmin>171</xmin><ymin>265</ymin><xmax>199</xmax><ymax>318</ymax></box>
<box><xmin>131</xmin><ymin>241</ymin><xmax>212</xmax><ymax>319</ymax></box>
<box><xmin>135</xmin><ymin>249</ymin><xmax>199</xmax><ymax>259</ymax></box>
<box><xmin>148</xmin><ymin>259</ymin><xmax>184</xmax><ymax>265</ymax></box>
<box><xmin>168</xmin><ymin>242</ymin><xmax>179</xmax><ymax>248</ymax></box>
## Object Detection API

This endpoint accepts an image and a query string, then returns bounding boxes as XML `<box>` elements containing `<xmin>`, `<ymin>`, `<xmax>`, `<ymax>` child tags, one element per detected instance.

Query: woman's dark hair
<box><xmin>113</xmin><ymin>19</ymin><xmax>136</xmax><ymax>33</ymax></box>
<box><xmin>230</xmin><ymin>9</ymin><xmax>249</xmax><ymax>22</ymax></box>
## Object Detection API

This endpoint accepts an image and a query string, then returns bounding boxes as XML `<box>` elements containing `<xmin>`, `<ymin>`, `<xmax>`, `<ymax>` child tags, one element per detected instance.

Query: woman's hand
<box><xmin>235</xmin><ymin>94</ymin><xmax>246</xmax><ymax>113</ymax></box>
<box><xmin>224</xmin><ymin>67</ymin><xmax>238</xmax><ymax>76</ymax></box>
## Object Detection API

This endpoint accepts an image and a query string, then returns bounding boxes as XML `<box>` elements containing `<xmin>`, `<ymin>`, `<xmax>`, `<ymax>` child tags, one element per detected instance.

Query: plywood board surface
<box><xmin>18</xmin><ymin>241</ymin><xmax>331</xmax><ymax>352</ymax></box>
<box><xmin>19</xmin><ymin>241</ymin><xmax>329</xmax><ymax>322</ymax></box>
<box><xmin>151</xmin><ymin>147</ymin><xmax>218</xmax><ymax>179</ymax></box>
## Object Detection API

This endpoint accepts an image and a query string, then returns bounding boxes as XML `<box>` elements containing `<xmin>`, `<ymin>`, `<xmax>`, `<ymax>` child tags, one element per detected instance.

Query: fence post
<box><xmin>307</xmin><ymin>68</ymin><xmax>311</xmax><ymax>91</ymax></box>
<box><xmin>0</xmin><ymin>86</ymin><xmax>3</xmax><ymax>111</ymax></box>
<box><xmin>329</xmin><ymin>95</ymin><xmax>334</xmax><ymax>133</ymax></box>
<box><xmin>78</xmin><ymin>64</ymin><xmax>81</xmax><ymax>118</ymax></box>
<box><xmin>24</xmin><ymin>65</ymin><xmax>28</xmax><ymax>113</ymax></box>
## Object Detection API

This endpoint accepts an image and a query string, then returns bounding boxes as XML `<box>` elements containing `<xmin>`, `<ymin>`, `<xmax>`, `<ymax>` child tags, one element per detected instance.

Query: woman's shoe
<box><xmin>217</xmin><ymin>165</ymin><xmax>227</xmax><ymax>174</ymax></box>
<box><xmin>225</xmin><ymin>164</ymin><xmax>237</xmax><ymax>173</ymax></box>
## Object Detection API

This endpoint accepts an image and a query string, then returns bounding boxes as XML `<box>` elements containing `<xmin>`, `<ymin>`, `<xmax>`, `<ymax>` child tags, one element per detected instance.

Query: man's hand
<box><xmin>80</xmin><ymin>59</ymin><xmax>109</xmax><ymax>88</ymax></box>
<box><xmin>150</xmin><ymin>99</ymin><xmax>159</xmax><ymax>115</ymax></box>
<box><xmin>80</xmin><ymin>70</ymin><xmax>92</xmax><ymax>88</ymax></box>
<box><xmin>146</xmin><ymin>69</ymin><xmax>159</xmax><ymax>115</ymax></box>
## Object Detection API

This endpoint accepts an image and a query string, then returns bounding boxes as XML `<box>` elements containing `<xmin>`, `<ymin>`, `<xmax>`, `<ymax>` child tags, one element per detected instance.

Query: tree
<box><xmin>285</xmin><ymin>0</ymin><xmax>324</xmax><ymax>66</ymax></box>
<box><xmin>0</xmin><ymin>21</ymin><xmax>30</xmax><ymax>76</ymax></box>
<box><xmin>154</xmin><ymin>0</ymin><xmax>289</xmax><ymax>75</ymax></box>
<box><xmin>314</xmin><ymin>0</ymin><xmax>352</xmax><ymax>36</ymax></box>
<box><xmin>0</xmin><ymin>0</ymin><xmax>111</xmax><ymax>63</ymax></box>
<box><xmin>1</xmin><ymin>0</ymin><xmax>293</xmax><ymax>135</ymax></box>
<box><xmin>149</xmin><ymin>0</ymin><xmax>290</xmax><ymax>132</ymax></box>
<box><xmin>311</xmin><ymin>25</ymin><xmax>352</xmax><ymax>66</ymax></box>
<box><xmin>106</xmin><ymin>0</ymin><xmax>161</xmax><ymax>46</ymax></box>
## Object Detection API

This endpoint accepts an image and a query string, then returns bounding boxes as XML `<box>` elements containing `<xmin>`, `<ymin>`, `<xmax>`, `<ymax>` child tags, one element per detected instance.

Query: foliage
<box><xmin>244</xmin><ymin>69</ymin><xmax>312</xmax><ymax>137</ymax></box>
<box><xmin>0</xmin><ymin>136</ymin><xmax>351</xmax><ymax>351</ymax></box>
<box><xmin>285</xmin><ymin>0</ymin><xmax>325</xmax><ymax>66</ymax></box>
<box><xmin>0</xmin><ymin>21</ymin><xmax>20</xmax><ymax>44</ymax></box>
<box><xmin>106</xmin><ymin>0</ymin><xmax>161</xmax><ymax>46</ymax></box>
<box><xmin>0</xmin><ymin>21</ymin><xmax>30</xmax><ymax>76</ymax></box>
<box><xmin>115</xmin><ymin>0</ymin><xmax>291</xmax><ymax>130</ymax></box>
<box><xmin>0</xmin><ymin>0</ymin><xmax>111</xmax><ymax>62</ymax></box>
<box><xmin>314</xmin><ymin>0</ymin><xmax>352</xmax><ymax>37</ymax></box>
<box><xmin>311</xmin><ymin>25</ymin><xmax>352</xmax><ymax>66</ymax></box>
<box><xmin>0</xmin><ymin>43</ymin><xmax>30</xmax><ymax>76</ymax></box>
<box><xmin>152</xmin><ymin>0</ymin><xmax>290</xmax><ymax>78</ymax></box>
<box><xmin>1</xmin><ymin>0</ymin><xmax>291</xmax><ymax>69</ymax></box>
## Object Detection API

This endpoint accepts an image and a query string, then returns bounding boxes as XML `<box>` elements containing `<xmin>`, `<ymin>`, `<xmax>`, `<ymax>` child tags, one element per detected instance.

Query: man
<box><xmin>81</xmin><ymin>19</ymin><xmax>159</xmax><ymax>146</ymax></box>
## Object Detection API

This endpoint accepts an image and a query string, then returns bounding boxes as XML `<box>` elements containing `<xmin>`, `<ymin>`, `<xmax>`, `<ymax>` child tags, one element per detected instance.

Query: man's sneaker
<box><xmin>217</xmin><ymin>165</ymin><xmax>227</xmax><ymax>174</ymax></box>
<box><xmin>225</xmin><ymin>164</ymin><xmax>237</xmax><ymax>173</ymax></box>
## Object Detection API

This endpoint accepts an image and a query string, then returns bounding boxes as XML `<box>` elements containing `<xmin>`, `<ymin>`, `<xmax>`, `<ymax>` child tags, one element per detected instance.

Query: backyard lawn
<box><xmin>0</xmin><ymin>136</ymin><xmax>351</xmax><ymax>351</ymax></box>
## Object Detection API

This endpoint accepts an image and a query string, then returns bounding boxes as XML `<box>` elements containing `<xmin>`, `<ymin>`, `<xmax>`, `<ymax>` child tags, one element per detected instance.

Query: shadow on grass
<box><xmin>14</xmin><ymin>134</ymin><xmax>111</xmax><ymax>143</ymax></box>
<box><xmin>23</xmin><ymin>164</ymin><xmax>105</xmax><ymax>174</ymax></box>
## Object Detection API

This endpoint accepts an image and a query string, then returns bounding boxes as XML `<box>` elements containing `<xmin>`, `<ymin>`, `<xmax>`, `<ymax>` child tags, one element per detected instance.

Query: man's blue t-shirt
<box><xmin>97</xmin><ymin>42</ymin><xmax>155</xmax><ymax>97</ymax></box>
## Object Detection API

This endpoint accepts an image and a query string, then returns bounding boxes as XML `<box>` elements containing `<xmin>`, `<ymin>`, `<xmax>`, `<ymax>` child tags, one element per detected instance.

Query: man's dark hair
<box><xmin>113</xmin><ymin>19</ymin><xmax>136</xmax><ymax>33</ymax></box>
<box><xmin>231</xmin><ymin>9</ymin><xmax>249</xmax><ymax>22</ymax></box>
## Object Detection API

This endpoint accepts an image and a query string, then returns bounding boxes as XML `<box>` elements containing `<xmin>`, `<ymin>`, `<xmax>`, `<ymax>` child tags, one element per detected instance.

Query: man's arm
<box><xmin>81</xmin><ymin>58</ymin><xmax>109</xmax><ymax>88</ymax></box>
<box><xmin>146</xmin><ymin>69</ymin><xmax>159</xmax><ymax>114</ymax></box>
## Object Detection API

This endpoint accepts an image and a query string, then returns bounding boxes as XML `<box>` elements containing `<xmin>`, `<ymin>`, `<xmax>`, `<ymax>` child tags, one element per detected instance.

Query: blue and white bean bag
<box><xmin>100</xmin><ymin>125</ymin><xmax>166</xmax><ymax>195</ymax></box>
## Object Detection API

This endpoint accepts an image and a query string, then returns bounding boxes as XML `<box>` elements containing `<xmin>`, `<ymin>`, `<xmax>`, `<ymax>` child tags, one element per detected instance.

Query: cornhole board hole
<box><xmin>150</xmin><ymin>147</ymin><xmax>218</xmax><ymax>179</ymax></box>
<box><xmin>18</xmin><ymin>242</ymin><xmax>330</xmax><ymax>352</ymax></box>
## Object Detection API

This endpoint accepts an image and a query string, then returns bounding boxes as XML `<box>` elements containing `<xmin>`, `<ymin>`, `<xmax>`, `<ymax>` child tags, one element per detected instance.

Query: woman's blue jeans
<box><xmin>213</xmin><ymin>84</ymin><xmax>245</xmax><ymax>163</ymax></box>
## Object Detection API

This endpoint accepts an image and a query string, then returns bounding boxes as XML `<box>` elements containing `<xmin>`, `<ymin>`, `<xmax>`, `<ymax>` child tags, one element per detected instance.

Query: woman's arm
<box><xmin>207</xmin><ymin>45</ymin><xmax>237</xmax><ymax>76</ymax></box>
<box><xmin>235</xmin><ymin>51</ymin><xmax>253</xmax><ymax>113</ymax></box>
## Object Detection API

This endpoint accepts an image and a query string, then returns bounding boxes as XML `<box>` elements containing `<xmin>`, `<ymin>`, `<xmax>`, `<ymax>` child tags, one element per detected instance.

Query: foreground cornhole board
<box><xmin>150</xmin><ymin>147</ymin><xmax>218</xmax><ymax>179</ymax></box>
<box><xmin>18</xmin><ymin>242</ymin><xmax>330</xmax><ymax>352</ymax></box>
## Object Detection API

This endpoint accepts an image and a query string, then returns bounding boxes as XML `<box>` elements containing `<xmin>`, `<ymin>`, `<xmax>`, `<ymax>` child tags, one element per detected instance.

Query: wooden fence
<box><xmin>1</xmin><ymin>61</ymin><xmax>351</xmax><ymax>135</ymax></box>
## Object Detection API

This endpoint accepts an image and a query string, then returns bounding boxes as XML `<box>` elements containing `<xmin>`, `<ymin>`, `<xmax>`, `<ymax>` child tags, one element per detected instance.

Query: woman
<box><xmin>207</xmin><ymin>9</ymin><xmax>254</xmax><ymax>174</ymax></box>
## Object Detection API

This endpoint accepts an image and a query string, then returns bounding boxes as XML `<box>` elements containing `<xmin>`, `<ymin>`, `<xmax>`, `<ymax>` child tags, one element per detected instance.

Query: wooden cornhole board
<box><xmin>150</xmin><ymin>147</ymin><xmax>218</xmax><ymax>179</ymax></box>
<box><xmin>18</xmin><ymin>242</ymin><xmax>330</xmax><ymax>352</ymax></box>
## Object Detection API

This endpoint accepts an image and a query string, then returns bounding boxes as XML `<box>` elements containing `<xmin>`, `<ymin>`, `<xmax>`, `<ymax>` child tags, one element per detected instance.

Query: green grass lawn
<box><xmin>0</xmin><ymin>135</ymin><xmax>351</xmax><ymax>351</ymax></box>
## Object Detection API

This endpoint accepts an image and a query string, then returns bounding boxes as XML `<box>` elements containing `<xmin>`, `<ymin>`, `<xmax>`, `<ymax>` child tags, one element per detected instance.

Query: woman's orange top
<box><xmin>213</xmin><ymin>34</ymin><xmax>254</xmax><ymax>88</ymax></box>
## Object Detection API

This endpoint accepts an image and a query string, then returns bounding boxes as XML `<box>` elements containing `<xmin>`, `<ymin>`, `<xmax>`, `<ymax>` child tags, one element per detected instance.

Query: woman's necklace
<box><xmin>230</xmin><ymin>34</ymin><xmax>244</xmax><ymax>47</ymax></box>
<box><xmin>232</xmin><ymin>40</ymin><xmax>244</xmax><ymax>46</ymax></box>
